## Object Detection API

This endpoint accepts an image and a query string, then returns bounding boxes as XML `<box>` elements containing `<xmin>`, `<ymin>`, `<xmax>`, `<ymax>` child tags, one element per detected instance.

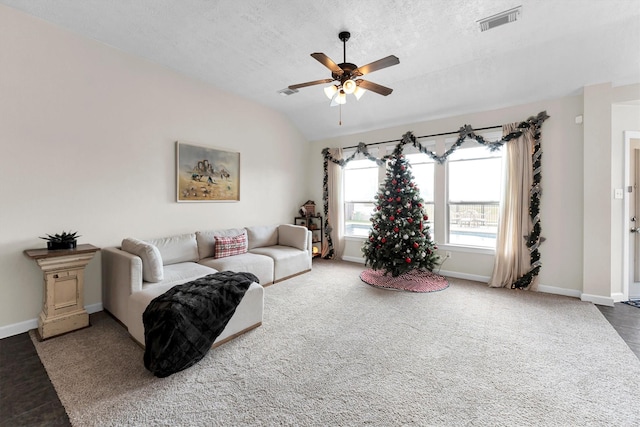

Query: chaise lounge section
<box><xmin>102</xmin><ymin>224</ymin><xmax>312</xmax><ymax>346</ymax></box>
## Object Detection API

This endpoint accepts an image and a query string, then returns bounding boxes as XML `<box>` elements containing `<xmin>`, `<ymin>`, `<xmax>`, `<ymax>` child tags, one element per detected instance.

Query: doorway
<box><xmin>624</xmin><ymin>131</ymin><xmax>640</xmax><ymax>300</ymax></box>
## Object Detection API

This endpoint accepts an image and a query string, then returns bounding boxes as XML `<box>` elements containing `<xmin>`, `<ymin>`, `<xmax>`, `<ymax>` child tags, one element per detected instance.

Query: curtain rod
<box><xmin>342</xmin><ymin>125</ymin><xmax>503</xmax><ymax>150</ymax></box>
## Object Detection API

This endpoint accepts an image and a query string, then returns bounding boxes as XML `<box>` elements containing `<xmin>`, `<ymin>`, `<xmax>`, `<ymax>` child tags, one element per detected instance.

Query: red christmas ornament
<box><xmin>424</xmin><ymin>215</ymin><xmax>428</xmax><ymax>220</ymax></box>
<box><xmin>401</xmin><ymin>166</ymin><xmax>405</xmax><ymax>171</ymax></box>
<box><xmin>405</xmin><ymin>257</ymin><xmax>411</xmax><ymax>263</ymax></box>
<box><xmin>392</xmin><ymin>179</ymin><xmax>397</xmax><ymax>185</ymax></box>
<box><xmin>413</xmin><ymin>242</ymin><xmax>419</xmax><ymax>249</ymax></box>
<box><xmin>394</xmin><ymin>227</ymin><xmax>399</xmax><ymax>232</ymax></box>
<box><xmin>407</xmin><ymin>218</ymin><xmax>413</xmax><ymax>223</ymax></box>
<box><xmin>397</xmin><ymin>208</ymin><xmax>402</xmax><ymax>214</ymax></box>
<box><xmin>381</xmin><ymin>237</ymin><xmax>387</xmax><ymax>243</ymax></box>
<box><xmin>388</xmin><ymin>198</ymin><xmax>393</xmax><ymax>202</ymax></box>
<box><xmin>418</xmin><ymin>203</ymin><xmax>422</xmax><ymax>208</ymax></box>
<box><xmin>396</xmin><ymin>196</ymin><xmax>401</xmax><ymax>202</ymax></box>
<box><xmin>389</xmin><ymin>215</ymin><xmax>395</xmax><ymax>221</ymax></box>
<box><xmin>377</xmin><ymin>206</ymin><xmax>381</xmax><ymax>210</ymax></box>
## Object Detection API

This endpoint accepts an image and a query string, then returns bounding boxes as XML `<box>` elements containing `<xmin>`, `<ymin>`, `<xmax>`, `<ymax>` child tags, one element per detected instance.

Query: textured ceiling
<box><xmin>2</xmin><ymin>0</ymin><xmax>639</xmax><ymax>141</ymax></box>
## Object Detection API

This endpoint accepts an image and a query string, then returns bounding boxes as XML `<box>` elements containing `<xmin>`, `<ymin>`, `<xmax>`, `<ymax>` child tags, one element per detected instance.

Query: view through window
<box><xmin>344</xmin><ymin>158</ymin><xmax>378</xmax><ymax>237</ymax></box>
<box><xmin>447</xmin><ymin>144</ymin><xmax>503</xmax><ymax>248</ymax></box>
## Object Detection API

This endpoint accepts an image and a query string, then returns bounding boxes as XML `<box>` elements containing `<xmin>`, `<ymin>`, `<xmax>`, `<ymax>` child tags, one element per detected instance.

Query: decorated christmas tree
<box><xmin>362</xmin><ymin>148</ymin><xmax>440</xmax><ymax>277</ymax></box>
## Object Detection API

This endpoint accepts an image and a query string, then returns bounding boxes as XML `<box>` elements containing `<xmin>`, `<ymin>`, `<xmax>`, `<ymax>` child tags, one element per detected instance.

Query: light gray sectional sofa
<box><xmin>102</xmin><ymin>224</ymin><xmax>312</xmax><ymax>346</ymax></box>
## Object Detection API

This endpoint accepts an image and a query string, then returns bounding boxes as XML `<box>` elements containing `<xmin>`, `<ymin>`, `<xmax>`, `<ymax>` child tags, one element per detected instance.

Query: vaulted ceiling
<box><xmin>2</xmin><ymin>0</ymin><xmax>639</xmax><ymax>141</ymax></box>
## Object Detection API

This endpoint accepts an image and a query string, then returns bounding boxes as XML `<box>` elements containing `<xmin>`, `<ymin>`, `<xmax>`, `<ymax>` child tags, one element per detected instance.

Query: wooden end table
<box><xmin>24</xmin><ymin>244</ymin><xmax>100</xmax><ymax>340</ymax></box>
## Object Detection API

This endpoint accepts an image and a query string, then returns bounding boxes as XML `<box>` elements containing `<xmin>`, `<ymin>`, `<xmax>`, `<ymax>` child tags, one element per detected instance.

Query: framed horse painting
<box><xmin>176</xmin><ymin>141</ymin><xmax>240</xmax><ymax>202</ymax></box>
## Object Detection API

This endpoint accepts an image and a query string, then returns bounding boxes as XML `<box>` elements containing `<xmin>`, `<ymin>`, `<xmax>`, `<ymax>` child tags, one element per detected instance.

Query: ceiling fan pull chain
<box><xmin>339</xmin><ymin>104</ymin><xmax>342</xmax><ymax>126</ymax></box>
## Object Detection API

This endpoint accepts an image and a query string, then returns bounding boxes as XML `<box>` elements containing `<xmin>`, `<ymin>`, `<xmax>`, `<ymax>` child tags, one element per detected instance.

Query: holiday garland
<box><xmin>321</xmin><ymin>111</ymin><xmax>549</xmax><ymax>289</ymax></box>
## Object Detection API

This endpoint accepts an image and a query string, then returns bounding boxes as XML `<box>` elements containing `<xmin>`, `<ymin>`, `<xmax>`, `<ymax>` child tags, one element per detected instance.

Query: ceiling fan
<box><xmin>288</xmin><ymin>31</ymin><xmax>400</xmax><ymax>106</ymax></box>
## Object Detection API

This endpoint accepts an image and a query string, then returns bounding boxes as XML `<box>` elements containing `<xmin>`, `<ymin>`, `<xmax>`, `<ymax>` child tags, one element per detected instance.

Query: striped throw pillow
<box><xmin>214</xmin><ymin>234</ymin><xmax>247</xmax><ymax>259</ymax></box>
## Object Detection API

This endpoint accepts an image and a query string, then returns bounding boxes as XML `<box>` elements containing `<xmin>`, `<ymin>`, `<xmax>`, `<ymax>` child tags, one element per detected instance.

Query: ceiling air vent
<box><xmin>478</xmin><ymin>6</ymin><xmax>521</xmax><ymax>32</ymax></box>
<box><xmin>278</xmin><ymin>87</ymin><xmax>299</xmax><ymax>96</ymax></box>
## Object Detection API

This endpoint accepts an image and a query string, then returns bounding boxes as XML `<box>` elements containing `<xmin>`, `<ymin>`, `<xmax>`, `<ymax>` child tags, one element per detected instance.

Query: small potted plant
<box><xmin>40</xmin><ymin>231</ymin><xmax>80</xmax><ymax>250</ymax></box>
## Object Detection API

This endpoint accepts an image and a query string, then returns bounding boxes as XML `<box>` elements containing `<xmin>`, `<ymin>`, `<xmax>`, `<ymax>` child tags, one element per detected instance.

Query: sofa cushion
<box><xmin>214</xmin><ymin>234</ymin><xmax>248</xmax><ymax>258</ymax></box>
<box><xmin>199</xmin><ymin>252</ymin><xmax>274</xmax><ymax>286</ymax></box>
<box><xmin>278</xmin><ymin>224</ymin><xmax>309</xmax><ymax>251</ymax></box>
<box><xmin>246</xmin><ymin>225</ymin><xmax>278</xmax><ymax>250</ymax></box>
<box><xmin>250</xmin><ymin>245</ymin><xmax>311</xmax><ymax>282</ymax></box>
<box><xmin>147</xmin><ymin>233</ymin><xmax>199</xmax><ymax>265</ymax></box>
<box><xmin>121</xmin><ymin>238</ymin><xmax>164</xmax><ymax>283</ymax></box>
<box><xmin>196</xmin><ymin>228</ymin><xmax>247</xmax><ymax>259</ymax></box>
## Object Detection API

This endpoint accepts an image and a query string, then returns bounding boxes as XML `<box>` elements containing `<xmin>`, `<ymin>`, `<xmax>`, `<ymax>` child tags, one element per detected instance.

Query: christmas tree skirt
<box><xmin>360</xmin><ymin>269</ymin><xmax>449</xmax><ymax>293</ymax></box>
<box><xmin>622</xmin><ymin>300</ymin><xmax>640</xmax><ymax>309</ymax></box>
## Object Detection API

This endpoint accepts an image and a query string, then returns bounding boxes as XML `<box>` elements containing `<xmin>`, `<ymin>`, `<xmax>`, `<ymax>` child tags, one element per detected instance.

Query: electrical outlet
<box><xmin>445</xmin><ymin>251</ymin><xmax>452</xmax><ymax>259</ymax></box>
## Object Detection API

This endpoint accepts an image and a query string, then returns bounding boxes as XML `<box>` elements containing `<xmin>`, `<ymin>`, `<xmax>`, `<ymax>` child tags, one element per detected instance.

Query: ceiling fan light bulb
<box><xmin>324</xmin><ymin>85</ymin><xmax>338</xmax><ymax>99</ymax></box>
<box><xmin>336</xmin><ymin>90</ymin><xmax>347</xmax><ymax>104</ymax></box>
<box><xmin>354</xmin><ymin>86</ymin><xmax>366</xmax><ymax>100</ymax></box>
<box><xmin>343</xmin><ymin>79</ymin><xmax>356</xmax><ymax>94</ymax></box>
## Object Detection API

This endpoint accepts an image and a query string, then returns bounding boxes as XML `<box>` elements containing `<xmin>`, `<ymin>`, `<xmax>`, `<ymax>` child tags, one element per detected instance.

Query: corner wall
<box><xmin>0</xmin><ymin>6</ymin><xmax>309</xmax><ymax>335</ymax></box>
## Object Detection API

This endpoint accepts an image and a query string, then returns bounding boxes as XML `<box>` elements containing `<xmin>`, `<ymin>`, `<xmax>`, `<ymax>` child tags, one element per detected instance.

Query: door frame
<box><xmin>622</xmin><ymin>130</ymin><xmax>640</xmax><ymax>301</ymax></box>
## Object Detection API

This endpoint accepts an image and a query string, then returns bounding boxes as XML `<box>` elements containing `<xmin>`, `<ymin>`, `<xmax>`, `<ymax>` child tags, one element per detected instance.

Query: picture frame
<box><xmin>294</xmin><ymin>217</ymin><xmax>306</xmax><ymax>226</ymax></box>
<box><xmin>176</xmin><ymin>141</ymin><xmax>240</xmax><ymax>202</ymax></box>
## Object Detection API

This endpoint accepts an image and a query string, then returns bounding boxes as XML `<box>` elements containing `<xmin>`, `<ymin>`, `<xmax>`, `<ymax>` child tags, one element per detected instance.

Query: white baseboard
<box><xmin>0</xmin><ymin>318</ymin><xmax>38</xmax><ymax>340</ymax></box>
<box><xmin>537</xmin><ymin>284</ymin><xmax>582</xmax><ymax>299</ymax></box>
<box><xmin>341</xmin><ymin>256</ymin><xmax>365</xmax><ymax>264</ymax></box>
<box><xmin>580</xmin><ymin>293</ymin><xmax>615</xmax><ymax>307</ymax></box>
<box><xmin>0</xmin><ymin>303</ymin><xmax>104</xmax><ymax>339</ymax></box>
<box><xmin>611</xmin><ymin>292</ymin><xmax>625</xmax><ymax>303</ymax></box>
<box><xmin>86</xmin><ymin>303</ymin><xmax>103</xmax><ymax>314</ymax></box>
<box><xmin>438</xmin><ymin>270</ymin><xmax>490</xmax><ymax>283</ymax></box>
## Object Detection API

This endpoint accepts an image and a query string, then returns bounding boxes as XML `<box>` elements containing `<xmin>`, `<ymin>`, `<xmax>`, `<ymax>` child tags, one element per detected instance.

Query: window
<box><xmin>341</xmin><ymin>133</ymin><xmax>504</xmax><ymax>250</ymax></box>
<box><xmin>343</xmin><ymin>158</ymin><xmax>379</xmax><ymax>237</ymax></box>
<box><xmin>405</xmin><ymin>153</ymin><xmax>435</xmax><ymax>233</ymax></box>
<box><xmin>447</xmin><ymin>143</ymin><xmax>503</xmax><ymax>248</ymax></box>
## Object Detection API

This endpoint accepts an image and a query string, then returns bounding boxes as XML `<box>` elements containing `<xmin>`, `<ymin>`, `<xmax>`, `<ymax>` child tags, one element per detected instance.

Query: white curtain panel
<box><xmin>489</xmin><ymin>124</ymin><xmax>536</xmax><ymax>289</ymax></box>
<box><xmin>322</xmin><ymin>148</ymin><xmax>344</xmax><ymax>259</ymax></box>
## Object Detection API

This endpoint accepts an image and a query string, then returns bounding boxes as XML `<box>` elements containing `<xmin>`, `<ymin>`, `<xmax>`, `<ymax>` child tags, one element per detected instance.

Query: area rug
<box><xmin>31</xmin><ymin>260</ymin><xmax>640</xmax><ymax>426</ymax></box>
<box><xmin>622</xmin><ymin>299</ymin><xmax>640</xmax><ymax>308</ymax></box>
<box><xmin>360</xmin><ymin>268</ymin><xmax>449</xmax><ymax>292</ymax></box>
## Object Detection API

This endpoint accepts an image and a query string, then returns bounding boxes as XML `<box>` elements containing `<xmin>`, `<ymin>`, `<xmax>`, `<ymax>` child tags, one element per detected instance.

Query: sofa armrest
<box><xmin>101</xmin><ymin>247</ymin><xmax>143</xmax><ymax>325</ymax></box>
<box><xmin>278</xmin><ymin>224</ymin><xmax>309</xmax><ymax>251</ymax></box>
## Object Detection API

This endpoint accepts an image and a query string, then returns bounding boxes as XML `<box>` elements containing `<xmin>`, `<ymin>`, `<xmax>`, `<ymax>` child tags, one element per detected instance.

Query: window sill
<box><xmin>345</xmin><ymin>236</ymin><xmax>495</xmax><ymax>255</ymax></box>
<box><xmin>437</xmin><ymin>244</ymin><xmax>495</xmax><ymax>256</ymax></box>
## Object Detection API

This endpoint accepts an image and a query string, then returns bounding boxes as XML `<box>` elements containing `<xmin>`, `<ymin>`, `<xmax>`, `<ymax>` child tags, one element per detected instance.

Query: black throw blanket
<box><xmin>143</xmin><ymin>271</ymin><xmax>257</xmax><ymax>378</ymax></box>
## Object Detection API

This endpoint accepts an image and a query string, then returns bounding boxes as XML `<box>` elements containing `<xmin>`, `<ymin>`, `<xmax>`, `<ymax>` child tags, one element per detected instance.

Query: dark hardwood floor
<box><xmin>597</xmin><ymin>302</ymin><xmax>640</xmax><ymax>358</ymax></box>
<box><xmin>1</xmin><ymin>305</ymin><xmax>639</xmax><ymax>426</ymax></box>
<box><xmin>0</xmin><ymin>333</ymin><xmax>69</xmax><ymax>426</ymax></box>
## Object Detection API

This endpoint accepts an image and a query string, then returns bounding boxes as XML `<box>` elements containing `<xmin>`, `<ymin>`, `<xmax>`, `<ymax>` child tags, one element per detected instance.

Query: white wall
<box><xmin>0</xmin><ymin>6</ymin><xmax>309</xmax><ymax>335</ymax></box>
<box><xmin>308</xmin><ymin>92</ymin><xmax>639</xmax><ymax>298</ymax></box>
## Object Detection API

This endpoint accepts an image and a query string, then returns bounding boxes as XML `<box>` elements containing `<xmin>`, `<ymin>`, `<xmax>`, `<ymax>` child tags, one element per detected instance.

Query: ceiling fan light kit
<box><xmin>342</xmin><ymin>79</ymin><xmax>357</xmax><ymax>94</ymax></box>
<box><xmin>287</xmin><ymin>31</ymin><xmax>399</xmax><ymax>108</ymax></box>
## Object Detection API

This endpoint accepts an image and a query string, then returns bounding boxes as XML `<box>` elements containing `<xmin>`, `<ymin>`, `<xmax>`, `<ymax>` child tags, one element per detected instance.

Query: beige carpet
<box><xmin>32</xmin><ymin>260</ymin><xmax>640</xmax><ymax>426</ymax></box>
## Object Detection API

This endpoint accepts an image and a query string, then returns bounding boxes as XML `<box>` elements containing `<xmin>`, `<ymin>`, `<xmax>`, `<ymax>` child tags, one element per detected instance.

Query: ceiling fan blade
<box><xmin>356</xmin><ymin>79</ymin><xmax>393</xmax><ymax>96</ymax></box>
<box><xmin>288</xmin><ymin>78</ymin><xmax>335</xmax><ymax>90</ymax></box>
<box><xmin>311</xmin><ymin>53</ymin><xmax>344</xmax><ymax>76</ymax></box>
<box><xmin>353</xmin><ymin>55</ymin><xmax>400</xmax><ymax>77</ymax></box>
